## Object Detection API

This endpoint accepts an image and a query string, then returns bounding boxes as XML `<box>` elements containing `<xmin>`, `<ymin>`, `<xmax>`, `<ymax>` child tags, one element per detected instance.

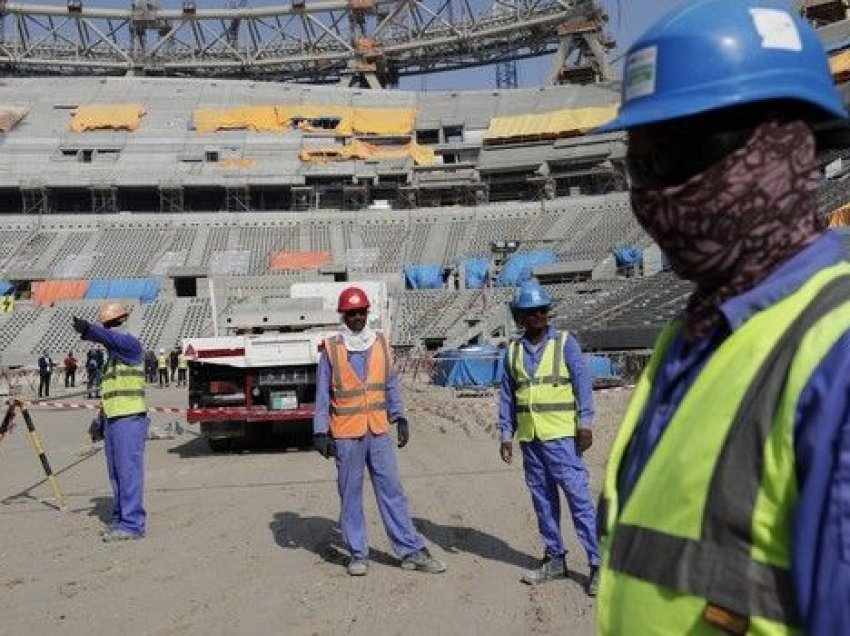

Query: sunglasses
<box><xmin>518</xmin><ymin>307</ymin><xmax>549</xmax><ymax>316</ymax></box>
<box><xmin>626</xmin><ymin>127</ymin><xmax>755</xmax><ymax>190</ymax></box>
<box><xmin>344</xmin><ymin>309</ymin><xmax>368</xmax><ymax>318</ymax></box>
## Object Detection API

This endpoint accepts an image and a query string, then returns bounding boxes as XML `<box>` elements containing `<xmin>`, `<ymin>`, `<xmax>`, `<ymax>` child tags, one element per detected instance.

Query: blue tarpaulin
<box><xmin>0</xmin><ymin>280</ymin><xmax>12</xmax><ymax>295</ymax></box>
<box><xmin>497</xmin><ymin>250</ymin><xmax>558</xmax><ymax>287</ymax></box>
<box><xmin>85</xmin><ymin>278</ymin><xmax>161</xmax><ymax>304</ymax></box>
<box><xmin>586</xmin><ymin>354</ymin><xmax>617</xmax><ymax>379</ymax></box>
<box><xmin>613</xmin><ymin>246</ymin><xmax>643</xmax><ymax>267</ymax></box>
<box><xmin>462</xmin><ymin>258</ymin><xmax>490</xmax><ymax>289</ymax></box>
<box><xmin>433</xmin><ymin>345</ymin><xmax>503</xmax><ymax>387</ymax></box>
<box><xmin>404</xmin><ymin>264</ymin><xmax>444</xmax><ymax>290</ymax></box>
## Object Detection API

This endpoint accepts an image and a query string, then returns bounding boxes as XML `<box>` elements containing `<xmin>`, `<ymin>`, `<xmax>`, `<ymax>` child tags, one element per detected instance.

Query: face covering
<box><xmin>630</xmin><ymin>120</ymin><xmax>822</xmax><ymax>342</ymax></box>
<box><xmin>340</xmin><ymin>323</ymin><xmax>376</xmax><ymax>352</ymax></box>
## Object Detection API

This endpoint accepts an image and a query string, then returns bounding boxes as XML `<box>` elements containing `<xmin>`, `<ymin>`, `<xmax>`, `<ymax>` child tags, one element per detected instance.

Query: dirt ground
<box><xmin>0</xmin><ymin>376</ymin><xmax>631</xmax><ymax>636</ymax></box>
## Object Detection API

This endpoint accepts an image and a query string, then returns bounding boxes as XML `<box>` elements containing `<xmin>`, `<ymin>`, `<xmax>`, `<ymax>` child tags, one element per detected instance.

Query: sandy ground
<box><xmin>0</xmin><ymin>375</ymin><xmax>631</xmax><ymax>636</ymax></box>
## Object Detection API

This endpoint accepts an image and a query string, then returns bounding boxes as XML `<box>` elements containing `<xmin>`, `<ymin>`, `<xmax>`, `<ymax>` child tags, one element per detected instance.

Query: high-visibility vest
<box><xmin>325</xmin><ymin>333</ymin><xmax>391</xmax><ymax>439</ymax></box>
<box><xmin>508</xmin><ymin>331</ymin><xmax>576</xmax><ymax>441</ymax></box>
<box><xmin>101</xmin><ymin>356</ymin><xmax>147</xmax><ymax>419</ymax></box>
<box><xmin>157</xmin><ymin>354</ymin><xmax>167</xmax><ymax>370</ymax></box>
<box><xmin>177</xmin><ymin>353</ymin><xmax>188</xmax><ymax>369</ymax></box>
<box><xmin>597</xmin><ymin>263</ymin><xmax>850</xmax><ymax>635</ymax></box>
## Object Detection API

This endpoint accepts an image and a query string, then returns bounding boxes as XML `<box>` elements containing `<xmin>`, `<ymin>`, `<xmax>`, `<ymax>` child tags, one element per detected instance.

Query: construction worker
<box><xmin>499</xmin><ymin>279</ymin><xmax>599</xmax><ymax>595</ymax></box>
<box><xmin>313</xmin><ymin>286</ymin><xmax>446</xmax><ymax>577</ymax></box>
<box><xmin>157</xmin><ymin>348</ymin><xmax>169</xmax><ymax>387</ymax></box>
<box><xmin>593</xmin><ymin>1</ymin><xmax>850</xmax><ymax>633</ymax></box>
<box><xmin>176</xmin><ymin>349</ymin><xmax>188</xmax><ymax>387</ymax></box>
<box><xmin>73</xmin><ymin>303</ymin><xmax>149</xmax><ymax>542</ymax></box>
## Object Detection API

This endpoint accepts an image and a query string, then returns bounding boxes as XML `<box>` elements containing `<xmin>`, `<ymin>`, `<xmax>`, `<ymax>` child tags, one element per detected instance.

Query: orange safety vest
<box><xmin>325</xmin><ymin>333</ymin><xmax>391</xmax><ymax>439</ymax></box>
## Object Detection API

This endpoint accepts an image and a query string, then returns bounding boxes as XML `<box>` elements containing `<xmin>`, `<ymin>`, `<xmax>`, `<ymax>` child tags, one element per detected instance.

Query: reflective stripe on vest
<box><xmin>509</xmin><ymin>331</ymin><xmax>576</xmax><ymax>441</ymax></box>
<box><xmin>326</xmin><ymin>333</ymin><xmax>391</xmax><ymax>438</ymax></box>
<box><xmin>101</xmin><ymin>357</ymin><xmax>146</xmax><ymax>419</ymax></box>
<box><xmin>598</xmin><ymin>264</ymin><xmax>850</xmax><ymax>635</ymax></box>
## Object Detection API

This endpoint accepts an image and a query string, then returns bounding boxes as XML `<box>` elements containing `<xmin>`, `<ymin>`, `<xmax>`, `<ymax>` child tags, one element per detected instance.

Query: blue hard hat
<box><xmin>513</xmin><ymin>279</ymin><xmax>552</xmax><ymax>310</ymax></box>
<box><xmin>596</xmin><ymin>0</ymin><xmax>847</xmax><ymax>133</ymax></box>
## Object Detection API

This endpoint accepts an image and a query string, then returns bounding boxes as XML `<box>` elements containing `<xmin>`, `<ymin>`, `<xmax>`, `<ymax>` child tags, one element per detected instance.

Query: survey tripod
<box><xmin>0</xmin><ymin>398</ymin><xmax>66</xmax><ymax>510</ymax></box>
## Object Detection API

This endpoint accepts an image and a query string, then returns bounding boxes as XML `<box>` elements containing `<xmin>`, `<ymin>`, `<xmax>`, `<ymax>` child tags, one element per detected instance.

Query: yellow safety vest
<box><xmin>598</xmin><ymin>263</ymin><xmax>850</xmax><ymax>635</ymax></box>
<box><xmin>177</xmin><ymin>354</ymin><xmax>188</xmax><ymax>369</ymax></box>
<box><xmin>157</xmin><ymin>354</ymin><xmax>167</xmax><ymax>369</ymax></box>
<box><xmin>101</xmin><ymin>356</ymin><xmax>147</xmax><ymax>419</ymax></box>
<box><xmin>509</xmin><ymin>331</ymin><xmax>576</xmax><ymax>441</ymax></box>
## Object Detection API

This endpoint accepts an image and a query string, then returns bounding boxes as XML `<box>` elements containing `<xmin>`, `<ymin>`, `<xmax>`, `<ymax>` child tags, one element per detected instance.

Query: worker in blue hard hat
<box><xmin>594</xmin><ymin>1</ymin><xmax>850</xmax><ymax>633</ymax></box>
<box><xmin>498</xmin><ymin>278</ymin><xmax>600</xmax><ymax>595</ymax></box>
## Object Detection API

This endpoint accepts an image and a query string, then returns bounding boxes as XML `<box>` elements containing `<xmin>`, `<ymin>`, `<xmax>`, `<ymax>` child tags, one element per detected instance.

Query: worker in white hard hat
<box><xmin>73</xmin><ymin>303</ymin><xmax>149</xmax><ymax>542</ymax></box>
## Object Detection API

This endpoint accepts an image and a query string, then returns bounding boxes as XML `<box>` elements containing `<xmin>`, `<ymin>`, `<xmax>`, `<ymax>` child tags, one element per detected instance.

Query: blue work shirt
<box><xmin>499</xmin><ymin>325</ymin><xmax>595</xmax><ymax>443</ymax></box>
<box><xmin>81</xmin><ymin>322</ymin><xmax>144</xmax><ymax>366</ymax></box>
<box><xmin>616</xmin><ymin>231</ymin><xmax>850</xmax><ymax>634</ymax></box>
<box><xmin>313</xmin><ymin>334</ymin><xmax>404</xmax><ymax>436</ymax></box>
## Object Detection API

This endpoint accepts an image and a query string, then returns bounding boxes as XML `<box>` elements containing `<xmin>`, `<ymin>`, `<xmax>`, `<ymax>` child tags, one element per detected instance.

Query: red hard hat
<box><xmin>337</xmin><ymin>286</ymin><xmax>370</xmax><ymax>312</ymax></box>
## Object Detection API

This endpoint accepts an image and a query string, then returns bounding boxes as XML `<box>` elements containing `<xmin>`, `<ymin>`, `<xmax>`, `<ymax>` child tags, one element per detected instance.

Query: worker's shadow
<box><xmin>86</xmin><ymin>496</ymin><xmax>113</xmax><ymax>525</ymax></box>
<box><xmin>270</xmin><ymin>511</ymin><xmax>397</xmax><ymax>568</ymax></box>
<box><xmin>413</xmin><ymin>516</ymin><xmax>538</xmax><ymax>569</ymax></box>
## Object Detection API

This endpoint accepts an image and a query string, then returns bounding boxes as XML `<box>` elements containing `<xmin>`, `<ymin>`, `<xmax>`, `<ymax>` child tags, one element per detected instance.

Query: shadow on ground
<box><xmin>270</xmin><ymin>511</ymin><xmax>397</xmax><ymax>568</ymax></box>
<box><xmin>413</xmin><ymin>516</ymin><xmax>537</xmax><ymax>569</ymax></box>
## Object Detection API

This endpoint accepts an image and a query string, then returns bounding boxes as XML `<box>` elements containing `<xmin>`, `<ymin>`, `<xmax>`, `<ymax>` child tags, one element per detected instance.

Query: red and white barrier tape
<box><xmin>13</xmin><ymin>401</ymin><xmax>185</xmax><ymax>414</ymax></box>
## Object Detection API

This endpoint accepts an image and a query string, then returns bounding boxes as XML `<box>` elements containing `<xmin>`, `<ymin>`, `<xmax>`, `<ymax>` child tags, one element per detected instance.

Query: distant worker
<box><xmin>169</xmin><ymin>347</ymin><xmax>179</xmax><ymax>384</ymax></box>
<box><xmin>176</xmin><ymin>349</ymin><xmax>188</xmax><ymax>387</ymax></box>
<box><xmin>73</xmin><ymin>303</ymin><xmax>149</xmax><ymax>542</ymax></box>
<box><xmin>313</xmin><ymin>286</ymin><xmax>446</xmax><ymax>577</ymax></box>
<box><xmin>144</xmin><ymin>348</ymin><xmax>157</xmax><ymax>384</ymax></box>
<box><xmin>63</xmin><ymin>350</ymin><xmax>78</xmax><ymax>388</ymax></box>
<box><xmin>157</xmin><ymin>348</ymin><xmax>169</xmax><ymax>387</ymax></box>
<box><xmin>593</xmin><ymin>1</ymin><xmax>850</xmax><ymax>634</ymax></box>
<box><xmin>85</xmin><ymin>348</ymin><xmax>102</xmax><ymax>399</ymax></box>
<box><xmin>499</xmin><ymin>279</ymin><xmax>599</xmax><ymax>595</ymax></box>
<box><xmin>37</xmin><ymin>350</ymin><xmax>54</xmax><ymax>398</ymax></box>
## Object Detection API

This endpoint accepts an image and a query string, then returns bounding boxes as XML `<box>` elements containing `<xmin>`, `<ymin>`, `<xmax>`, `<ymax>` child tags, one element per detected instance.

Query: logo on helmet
<box><xmin>624</xmin><ymin>46</ymin><xmax>657</xmax><ymax>102</ymax></box>
<box><xmin>749</xmin><ymin>8</ymin><xmax>801</xmax><ymax>52</ymax></box>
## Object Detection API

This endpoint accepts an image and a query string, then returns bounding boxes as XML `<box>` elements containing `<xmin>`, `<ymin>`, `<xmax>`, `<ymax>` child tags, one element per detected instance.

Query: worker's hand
<box><xmin>395</xmin><ymin>417</ymin><xmax>409</xmax><ymax>449</ymax></box>
<box><xmin>500</xmin><ymin>441</ymin><xmax>513</xmax><ymax>464</ymax></box>
<box><xmin>577</xmin><ymin>428</ymin><xmax>593</xmax><ymax>455</ymax></box>
<box><xmin>313</xmin><ymin>433</ymin><xmax>336</xmax><ymax>459</ymax></box>
<box><xmin>72</xmin><ymin>316</ymin><xmax>88</xmax><ymax>335</ymax></box>
<box><xmin>88</xmin><ymin>416</ymin><xmax>105</xmax><ymax>443</ymax></box>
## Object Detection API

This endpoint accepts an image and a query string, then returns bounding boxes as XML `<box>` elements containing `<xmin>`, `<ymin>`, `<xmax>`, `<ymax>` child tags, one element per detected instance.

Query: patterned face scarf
<box><xmin>630</xmin><ymin>120</ymin><xmax>822</xmax><ymax>342</ymax></box>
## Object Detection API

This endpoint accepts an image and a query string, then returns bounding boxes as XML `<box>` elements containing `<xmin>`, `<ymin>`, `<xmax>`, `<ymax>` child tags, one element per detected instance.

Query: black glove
<box><xmin>88</xmin><ymin>415</ymin><xmax>105</xmax><ymax>443</ymax></box>
<box><xmin>396</xmin><ymin>417</ymin><xmax>409</xmax><ymax>449</ymax></box>
<box><xmin>313</xmin><ymin>433</ymin><xmax>336</xmax><ymax>459</ymax></box>
<box><xmin>72</xmin><ymin>316</ymin><xmax>88</xmax><ymax>335</ymax></box>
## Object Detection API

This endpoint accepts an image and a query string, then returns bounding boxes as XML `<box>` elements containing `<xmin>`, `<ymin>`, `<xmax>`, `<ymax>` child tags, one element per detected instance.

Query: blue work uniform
<box><xmin>314</xmin><ymin>337</ymin><xmax>425</xmax><ymax>561</ymax></box>
<box><xmin>82</xmin><ymin>323</ymin><xmax>149</xmax><ymax>536</ymax></box>
<box><xmin>500</xmin><ymin>326</ymin><xmax>600</xmax><ymax>568</ymax></box>
<box><xmin>616</xmin><ymin>232</ymin><xmax>850</xmax><ymax>635</ymax></box>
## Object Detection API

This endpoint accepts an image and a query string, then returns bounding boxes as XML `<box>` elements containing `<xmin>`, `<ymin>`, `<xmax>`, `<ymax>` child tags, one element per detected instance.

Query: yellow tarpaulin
<box><xmin>193</xmin><ymin>106</ymin><xmax>283</xmax><ymax>132</ymax></box>
<box><xmin>216</xmin><ymin>158</ymin><xmax>258</xmax><ymax>168</ymax></box>
<box><xmin>69</xmin><ymin>104</ymin><xmax>147</xmax><ymax>132</ymax></box>
<box><xmin>484</xmin><ymin>105</ymin><xmax>618</xmax><ymax>142</ymax></box>
<box><xmin>0</xmin><ymin>106</ymin><xmax>27</xmax><ymax>132</ymax></box>
<box><xmin>299</xmin><ymin>139</ymin><xmax>434</xmax><ymax>166</ymax></box>
<box><xmin>828</xmin><ymin>203</ymin><xmax>850</xmax><ymax>228</ymax></box>
<box><xmin>193</xmin><ymin>105</ymin><xmax>415</xmax><ymax>136</ymax></box>
<box><xmin>830</xmin><ymin>50</ymin><xmax>850</xmax><ymax>82</ymax></box>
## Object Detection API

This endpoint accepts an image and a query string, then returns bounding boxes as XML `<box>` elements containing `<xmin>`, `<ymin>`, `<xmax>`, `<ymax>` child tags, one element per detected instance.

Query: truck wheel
<box><xmin>208</xmin><ymin>438</ymin><xmax>232</xmax><ymax>452</ymax></box>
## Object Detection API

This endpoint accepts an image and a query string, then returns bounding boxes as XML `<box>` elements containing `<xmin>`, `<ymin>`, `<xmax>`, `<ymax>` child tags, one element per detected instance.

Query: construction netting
<box><xmin>0</xmin><ymin>106</ymin><xmax>28</xmax><ymax>132</ymax></box>
<box><xmin>193</xmin><ymin>105</ymin><xmax>414</xmax><ymax>136</ymax></box>
<box><xmin>85</xmin><ymin>278</ymin><xmax>160</xmax><ymax>304</ymax></box>
<box><xmin>32</xmin><ymin>279</ymin><xmax>90</xmax><ymax>307</ymax></box>
<box><xmin>269</xmin><ymin>251</ymin><xmax>331</xmax><ymax>270</ymax></box>
<box><xmin>69</xmin><ymin>104</ymin><xmax>147</xmax><ymax>132</ymax></box>
<box><xmin>483</xmin><ymin>105</ymin><xmax>618</xmax><ymax>143</ymax></box>
<box><xmin>828</xmin><ymin>203</ymin><xmax>850</xmax><ymax>228</ymax></box>
<box><xmin>299</xmin><ymin>139</ymin><xmax>435</xmax><ymax>166</ymax></box>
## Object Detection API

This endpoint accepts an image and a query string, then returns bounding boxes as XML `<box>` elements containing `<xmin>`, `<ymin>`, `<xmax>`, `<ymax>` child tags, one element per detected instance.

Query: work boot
<box><xmin>521</xmin><ymin>553</ymin><xmax>567</xmax><ymax>585</ymax></box>
<box><xmin>102</xmin><ymin>529</ymin><xmax>144</xmax><ymax>543</ymax></box>
<box><xmin>347</xmin><ymin>558</ymin><xmax>368</xmax><ymax>577</ymax></box>
<box><xmin>400</xmin><ymin>548</ymin><xmax>446</xmax><ymax>574</ymax></box>
<box><xmin>586</xmin><ymin>566</ymin><xmax>600</xmax><ymax>597</ymax></box>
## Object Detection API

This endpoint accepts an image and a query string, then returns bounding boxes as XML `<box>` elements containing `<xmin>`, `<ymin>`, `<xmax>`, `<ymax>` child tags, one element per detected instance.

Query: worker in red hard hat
<box><xmin>313</xmin><ymin>286</ymin><xmax>446</xmax><ymax>577</ymax></box>
<box><xmin>73</xmin><ymin>302</ymin><xmax>149</xmax><ymax>543</ymax></box>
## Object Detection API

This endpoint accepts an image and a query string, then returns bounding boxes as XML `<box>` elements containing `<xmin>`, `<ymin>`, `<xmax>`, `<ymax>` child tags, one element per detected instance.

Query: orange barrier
<box><xmin>32</xmin><ymin>279</ymin><xmax>90</xmax><ymax>307</ymax></box>
<box><xmin>269</xmin><ymin>251</ymin><xmax>331</xmax><ymax>270</ymax></box>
